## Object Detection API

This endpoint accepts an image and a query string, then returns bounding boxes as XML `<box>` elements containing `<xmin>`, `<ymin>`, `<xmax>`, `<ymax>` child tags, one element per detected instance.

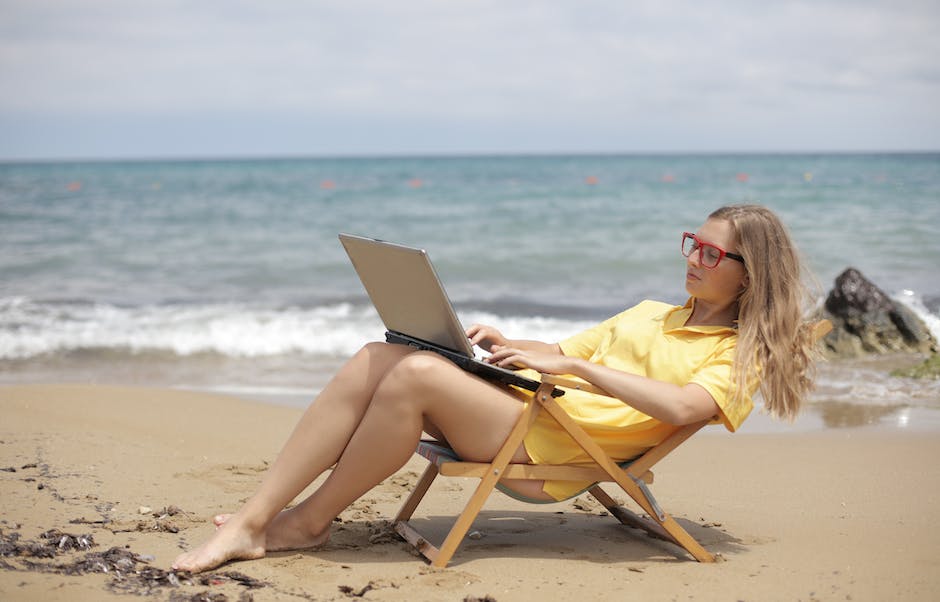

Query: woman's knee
<box><xmin>349</xmin><ymin>341</ymin><xmax>413</xmax><ymax>375</ymax></box>
<box><xmin>373</xmin><ymin>351</ymin><xmax>451</xmax><ymax>401</ymax></box>
<box><xmin>358</xmin><ymin>340</ymin><xmax>404</xmax><ymax>360</ymax></box>
<box><xmin>326</xmin><ymin>341</ymin><xmax>412</xmax><ymax>399</ymax></box>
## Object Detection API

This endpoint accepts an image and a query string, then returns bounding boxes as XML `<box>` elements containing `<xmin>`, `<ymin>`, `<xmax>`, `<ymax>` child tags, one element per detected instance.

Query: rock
<box><xmin>817</xmin><ymin>268</ymin><xmax>936</xmax><ymax>357</ymax></box>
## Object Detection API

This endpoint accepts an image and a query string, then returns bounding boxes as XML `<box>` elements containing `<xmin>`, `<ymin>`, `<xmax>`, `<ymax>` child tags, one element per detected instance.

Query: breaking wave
<box><xmin>0</xmin><ymin>296</ymin><xmax>595</xmax><ymax>360</ymax></box>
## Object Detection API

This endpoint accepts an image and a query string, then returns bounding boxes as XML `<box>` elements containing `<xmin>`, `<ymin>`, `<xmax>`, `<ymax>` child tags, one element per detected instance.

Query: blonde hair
<box><xmin>709</xmin><ymin>204</ymin><xmax>818</xmax><ymax>421</ymax></box>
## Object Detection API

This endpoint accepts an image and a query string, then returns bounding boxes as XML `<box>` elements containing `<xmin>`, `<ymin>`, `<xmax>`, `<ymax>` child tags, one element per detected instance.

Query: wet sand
<box><xmin>2</xmin><ymin>383</ymin><xmax>939</xmax><ymax>601</ymax></box>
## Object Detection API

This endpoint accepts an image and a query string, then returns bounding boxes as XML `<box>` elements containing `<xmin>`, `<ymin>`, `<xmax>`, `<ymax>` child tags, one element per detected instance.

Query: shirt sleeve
<box><xmin>689</xmin><ymin>341</ymin><xmax>755</xmax><ymax>432</ymax></box>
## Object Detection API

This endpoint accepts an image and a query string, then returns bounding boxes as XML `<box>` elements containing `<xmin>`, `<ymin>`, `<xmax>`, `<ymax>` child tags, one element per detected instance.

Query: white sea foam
<box><xmin>0</xmin><ymin>297</ymin><xmax>377</xmax><ymax>359</ymax></box>
<box><xmin>456</xmin><ymin>309</ymin><xmax>596</xmax><ymax>346</ymax></box>
<box><xmin>0</xmin><ymin>297</ymin><xmax>596</xmax><ymax>360</ymax></box>
<box><xmin>893</xmin><ymin>289</ymin><xmax>940</xmax><ymax>343</ymax></box>
<box><xmin>4</xmin><ymin>292</ymin><xmax>937</xmax><ymax>363</ymax></box>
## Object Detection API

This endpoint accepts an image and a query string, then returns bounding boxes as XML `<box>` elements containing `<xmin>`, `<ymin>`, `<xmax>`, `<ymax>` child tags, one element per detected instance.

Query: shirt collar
<box><xmin>663</xmin><ymin>297</ymin><xmax>738</xmax><ymax>334</ymax></box>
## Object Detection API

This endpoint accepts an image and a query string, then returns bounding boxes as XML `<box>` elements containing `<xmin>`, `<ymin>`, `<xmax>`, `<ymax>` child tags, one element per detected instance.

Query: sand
<box><xmin>1</xmin><ymin>383</ymin><xmax>939</xmax><ymax>601</ymax></box>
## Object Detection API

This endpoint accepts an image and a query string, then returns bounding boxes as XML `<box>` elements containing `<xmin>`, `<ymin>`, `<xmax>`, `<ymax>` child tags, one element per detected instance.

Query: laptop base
<box><xmin>385</xmin><ymin>331</ymin><xmax>563</xmax><ymax>396</ymax></box>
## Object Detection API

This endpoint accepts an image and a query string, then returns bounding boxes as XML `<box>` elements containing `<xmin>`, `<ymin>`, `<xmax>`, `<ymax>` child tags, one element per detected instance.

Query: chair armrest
<box><xmin>539</xmin><ymin>373</ymin><xmax>612</xmax><ymax>397</ymax></box>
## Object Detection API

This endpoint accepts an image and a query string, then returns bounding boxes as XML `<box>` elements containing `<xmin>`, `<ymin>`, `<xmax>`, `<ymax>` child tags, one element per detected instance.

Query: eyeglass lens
<box><xmin>682</xmin><ymin>235</ymin><xmax>722</xmax><ymax>267</ymax></box>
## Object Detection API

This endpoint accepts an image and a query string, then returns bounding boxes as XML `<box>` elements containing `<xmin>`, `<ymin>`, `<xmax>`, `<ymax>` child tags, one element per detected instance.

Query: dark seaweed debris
<box><xmin>339</xmin><ymin>581</ymin><xmax>376</xmax><ymax>597</ymax></box>
<box><xmin>168</xmin><ymin>591</ymin><xmax>253</xmax><ymax>602</ymax></box>
<box><xmin>112</xmin><ymin>504</ymin><xmax>191</xmax><ymax>534</ymax></box>
<box><xmin>168</xmin><ymin>592</ymin><xmax>228</xmax><ymax>602</ymax></box>
<box><xmin>1</xmin><ymin>529</ymin><xmax>267</xmax><ymax>599</ymax></box>
<box><xmin>0</xmin><ymin>529</ymin><xmax>95</xmax><ymax>558</ymax></box>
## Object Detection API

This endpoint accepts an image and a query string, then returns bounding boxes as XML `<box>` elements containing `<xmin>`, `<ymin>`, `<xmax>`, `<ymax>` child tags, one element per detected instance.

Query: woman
<box><xmin>172</xmin><ymin>204</ymin><xmax>818</xmax><ymax>573</ymax></box>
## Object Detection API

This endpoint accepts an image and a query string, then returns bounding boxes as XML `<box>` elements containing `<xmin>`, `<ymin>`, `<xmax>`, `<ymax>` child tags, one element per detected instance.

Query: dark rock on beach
<box><xmin>817</xmin><ymin>268</ymin><xmax>937</xmax><ymax>358</ymax></box>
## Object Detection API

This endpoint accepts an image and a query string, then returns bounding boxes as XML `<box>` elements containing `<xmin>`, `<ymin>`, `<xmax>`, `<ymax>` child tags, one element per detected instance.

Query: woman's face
<box><xmin>684</xmin><ymin>218</ymin><xmax>748</xmax><ymax>305</ymax></box>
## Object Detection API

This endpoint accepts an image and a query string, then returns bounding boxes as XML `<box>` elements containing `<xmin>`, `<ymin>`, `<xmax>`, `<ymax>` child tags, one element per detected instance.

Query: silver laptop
<box><xmin>339</xmin><ymin>233</ymin><xmax>556</xmax><ymax>394</ymax></box>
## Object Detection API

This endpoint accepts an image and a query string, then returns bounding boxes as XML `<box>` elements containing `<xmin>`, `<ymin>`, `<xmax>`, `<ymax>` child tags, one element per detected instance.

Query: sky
<box><xmin>1</xmin><ymin>0</ymin><xmax>938</xmax><ymax>160</ymax></box>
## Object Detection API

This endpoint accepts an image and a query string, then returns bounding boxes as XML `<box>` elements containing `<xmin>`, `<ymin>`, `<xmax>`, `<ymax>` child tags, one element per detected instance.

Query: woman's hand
<box><xmin>466</xmin><ymin>323</ymin><xmax>509</xmax><ymax>353</ymax></box>
<box><xmin>486</xmin><ymin>345</ymin><xmax>574</xmax><ymax>375</ymax></box>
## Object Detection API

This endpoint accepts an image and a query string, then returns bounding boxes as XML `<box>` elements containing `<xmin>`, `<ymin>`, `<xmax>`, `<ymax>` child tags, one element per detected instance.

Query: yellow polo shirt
<box><xmin>521</xmin><ymin>299</ymin><xmax>754</xmax><ymax>500</ymax></box>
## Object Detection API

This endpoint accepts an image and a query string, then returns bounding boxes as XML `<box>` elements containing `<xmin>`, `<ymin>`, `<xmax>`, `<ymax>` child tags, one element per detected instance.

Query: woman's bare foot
<box><xmin>212</xmin><ymin>509</ymin><xmax>330</xmax><ymax>552</ymax></box>
<box><xmin>172</xmin><ymin>518</ymin><xmax>266</xmax><ymax>573</ymax></box>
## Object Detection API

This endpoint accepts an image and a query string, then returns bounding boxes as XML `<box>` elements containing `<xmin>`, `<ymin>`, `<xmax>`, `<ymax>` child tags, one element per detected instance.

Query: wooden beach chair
<box><xmin>393</xmin><ymin>320</ymin><xmax>833</xmax><ymax>567</ymax></box>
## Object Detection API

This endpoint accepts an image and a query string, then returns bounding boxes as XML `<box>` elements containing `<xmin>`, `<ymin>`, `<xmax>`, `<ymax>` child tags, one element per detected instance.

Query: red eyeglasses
<box><xmin>681</xmin><ymin>232</ymin><xmax>745</xmax><ymax>269</ymax></box>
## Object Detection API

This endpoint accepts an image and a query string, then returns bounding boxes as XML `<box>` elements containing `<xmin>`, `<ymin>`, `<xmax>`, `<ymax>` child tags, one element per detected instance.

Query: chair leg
<box><xmin>394</xmin><ymin>463</ymin><xmax>453</xmax><ymax>564</ymax></box>
<box><xmin>590</xmin><ymin>485</ymin><xmax>671</xmax><ymax>540</ymax></box>
<box><xmin>395</xmin><ymin>462</ymin><xmax>439</xmax><ymax>522</ymax></box>
<box><xmin>588</xmin><ymin>485</ymin><xmax>715</xmax><ymax>562</ymax></box>
<box><xmin>395</xmin><ymin>392</ymin><xmax>542</xmax><ymax>567</ymax></box>
<box><xmin>430</xmin><ymin>474</ymin><xmax>501</xmax><ymax>567</ymax></box>
<box><xmin>656</xmin><ymin>516</ymin><xmax>715</xmax><ymax>562</ymax></box>
<box><xmin>394</xmin><ymin>456</ymin><xmax>514</xmax><ymax>567</ymax></box>
<box><xmin>427</xmin><ymin>403</ymin><xmax>537</xmax><ymax>567</ymax></box>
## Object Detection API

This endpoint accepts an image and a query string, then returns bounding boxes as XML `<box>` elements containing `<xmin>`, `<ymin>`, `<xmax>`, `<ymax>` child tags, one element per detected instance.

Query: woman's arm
<box><xmin>567</xmin><ymin>359</ymin><xmax>720</xmax><ymax>425</ymax></box>
<box><xmin>487</xmin><ymin>347</ymin><xmax>719</xmax><ymax>426</ymax></box>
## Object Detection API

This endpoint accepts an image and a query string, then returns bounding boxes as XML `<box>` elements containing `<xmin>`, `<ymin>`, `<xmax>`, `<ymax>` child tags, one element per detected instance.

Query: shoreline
<box><xmin>5</xmin><ymin>376</ymin><xmax>939</xmax><ymax>434</ymax></box>
<box><xmin>3</xmin><ymin>349</ymin><xmax>938</xmax><ymax>435</ymax></box>
<box><xmin>2</xmin><ymin>382</ymin><xmax>939</xmax><ymax>601</ymax></box>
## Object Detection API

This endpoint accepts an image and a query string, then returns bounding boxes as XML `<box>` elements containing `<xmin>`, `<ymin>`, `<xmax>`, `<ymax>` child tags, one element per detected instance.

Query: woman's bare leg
<box><xmin>172</xmin><ymin>342</ymin><xmax>413</xmax><ymax>572</ymax></box>
<box><xmin>173</xmin><ymin>350</ymin><xmax>533</xmax><ymax>572</ymax></box>
<box><xmin>245</xmin><ymin>351</ymin><xmax>535</xmax><ymax>548</ymax></box>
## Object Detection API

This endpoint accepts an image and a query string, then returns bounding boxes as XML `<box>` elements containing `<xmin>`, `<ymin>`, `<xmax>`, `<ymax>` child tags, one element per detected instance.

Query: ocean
<box><xmin>2</xmin><ymin>153</ymin><xmax>939</xmax><ymax>431</ymax></box>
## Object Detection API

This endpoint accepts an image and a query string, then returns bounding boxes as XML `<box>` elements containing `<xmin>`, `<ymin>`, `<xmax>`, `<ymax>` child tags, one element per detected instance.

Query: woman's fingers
<box><xmin>466</xmin><ymin>324</ymin><xmax>506</xmax><ymax>350</ymax></box>
<box><xmin>487</xmin><ymin>346</ymin><xmax>527</xmax><ymax>368</ymax></box>
<box><xmin>489</xmin><ymin>348</ymin><xmax>571</xmax><ymax>375</ymax></box>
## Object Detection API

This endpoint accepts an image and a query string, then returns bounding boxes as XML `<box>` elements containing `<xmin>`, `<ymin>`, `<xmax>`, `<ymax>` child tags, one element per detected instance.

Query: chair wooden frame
<box><xmin>394</xmin><ymin>321</ymin><xmax>832</xmax><ymax>568</ymax></box>
<box><xmin>393</xmin><ymin>374</ymin><xmax>713</xmax><ymax>566</ymax></box>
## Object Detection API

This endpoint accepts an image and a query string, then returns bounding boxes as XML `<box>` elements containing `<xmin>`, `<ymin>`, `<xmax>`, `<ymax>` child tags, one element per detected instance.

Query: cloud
<box><xmin>0</xmin><ymin>0</ymin><xmax>938</xmax><ymax>156</ymax></box>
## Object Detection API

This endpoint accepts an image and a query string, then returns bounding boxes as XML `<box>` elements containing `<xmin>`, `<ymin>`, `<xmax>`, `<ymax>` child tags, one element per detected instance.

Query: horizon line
<box><xmin>2</xmin><ymin>148</ymin><xmax>939</xmax><ymax>165</ymax></box>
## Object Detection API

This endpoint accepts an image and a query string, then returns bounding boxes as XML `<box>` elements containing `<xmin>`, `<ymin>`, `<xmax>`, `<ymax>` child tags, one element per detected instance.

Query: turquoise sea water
<box><xmin>2</xmin><ymin>154</ymin><xmax>939</xmax><ymax>430</ymax></box>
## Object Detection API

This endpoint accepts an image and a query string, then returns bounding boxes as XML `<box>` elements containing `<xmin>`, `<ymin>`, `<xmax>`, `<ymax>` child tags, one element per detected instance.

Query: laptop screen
<box><xmin>339</xmin><ymin>233</ymin><xmax>475</xmax><ymax>357</ymax></box>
